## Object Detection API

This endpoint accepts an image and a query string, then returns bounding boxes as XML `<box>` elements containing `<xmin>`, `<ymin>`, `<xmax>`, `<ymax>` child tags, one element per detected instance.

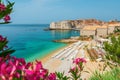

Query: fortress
<box><xmin>50</xmin><ymin>19</ymin><xmax>120</xmax><ymax>37</ymax></box>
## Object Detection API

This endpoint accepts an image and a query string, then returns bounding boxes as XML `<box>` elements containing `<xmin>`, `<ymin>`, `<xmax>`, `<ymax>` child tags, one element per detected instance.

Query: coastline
<box><xmin>35</xmin><ymin>43</ymin><xmax>71</xmax><ymax>64</ymax></box>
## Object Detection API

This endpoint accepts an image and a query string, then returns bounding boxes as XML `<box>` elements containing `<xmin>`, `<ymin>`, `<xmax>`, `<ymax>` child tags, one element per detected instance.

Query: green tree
<box><xmin>103</xmin><ymin>36</ymin><xmax>120</xmax><ymax>64</ymax></box>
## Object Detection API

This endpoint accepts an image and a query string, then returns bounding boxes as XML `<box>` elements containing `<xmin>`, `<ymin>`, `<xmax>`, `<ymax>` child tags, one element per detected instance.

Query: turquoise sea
<box><xmin>0</xmin><ymin>24</ymin><xmax>80</xmax><ymax>62</ymax></box>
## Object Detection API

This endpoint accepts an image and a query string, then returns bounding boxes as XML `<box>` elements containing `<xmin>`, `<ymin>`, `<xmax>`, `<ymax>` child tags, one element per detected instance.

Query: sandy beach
<box><xmin>38</xmin><ymin>44</ymin><xmax>71</xmax><ymax>64</ymax></box>
<box><xmin>38</xmin><ymin>41</ymin><xmax>88</xmax><ymax>71</ymax></box>
<box><xmin>36</xmin><ymin>40</ymin><xmax>106</xmax><ymax>79</ymax></box>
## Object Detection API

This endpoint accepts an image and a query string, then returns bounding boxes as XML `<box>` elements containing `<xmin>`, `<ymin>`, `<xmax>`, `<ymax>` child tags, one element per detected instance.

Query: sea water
<box><xmin>0</xmin><ymin>24</ymin><xmax>80</xmax><ymax>62</ymax></box>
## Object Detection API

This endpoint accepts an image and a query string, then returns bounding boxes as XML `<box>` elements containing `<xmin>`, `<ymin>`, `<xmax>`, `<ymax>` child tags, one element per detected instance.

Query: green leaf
<box><xmin>0</xmin><ymin>41</ymin><xmax>8</xmax><ymax>50</ymax></box>
<box><xmin>0</xmin><ymin>48</ymin><xmax>15</xmax><ymax>57</ymax></box>
<box><xmin>55</xmin><ymin>72</ymin><xmax>70</xmax><ymax>80</ymax></box>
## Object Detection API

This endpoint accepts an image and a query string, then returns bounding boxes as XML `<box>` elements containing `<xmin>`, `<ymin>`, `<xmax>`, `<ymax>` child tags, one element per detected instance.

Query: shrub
<box><xmin>89</xmin><ymin>67</ymin><xmax>120</xmax><ymax>80</ymax></box>
<box><xmin>103</xmin><ymin>36</ymin><xmax>120</xmax><ymax>64</ymax></box>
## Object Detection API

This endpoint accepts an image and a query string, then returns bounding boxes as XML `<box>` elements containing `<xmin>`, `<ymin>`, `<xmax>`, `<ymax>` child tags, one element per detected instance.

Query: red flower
<box><xmin>35</xmin><ymin>60</ymin><xmax>43</xmax><ymax>71</ymax></box>
<box><xmin>4</xmin><ymin>15</ymin><xmax>11</xmax><ymax>23</ymax></box>
<box><xmin>0</xmin><ymin>35</ymin><xmax>6</xmax><ymax>42</ymax></box>
<box><xmin>69</xmin><ymin>67</ymin><xmax>77</xmax><ymax>73</ymax></box>
<box><xmin>73</xmin><ymin>58</ymin><xmax>86</xmax><ymax>65</ymax></box>
<box><xmin>24</xmin><ymin>61</ymin><xmax>48</xmax><ymax>80</ymax></box>
<box><xmin>0</xmin><ymin>3</ymin><xmax>6</xmax><ymax>12</ymax></box>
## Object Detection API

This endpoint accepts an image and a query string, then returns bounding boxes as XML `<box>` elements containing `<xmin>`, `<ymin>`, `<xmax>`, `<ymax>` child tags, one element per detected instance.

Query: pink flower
<box><xmin>0</xmin><ymin>61</ymin><xmax>16</xmax><ymax>80</ymax></box>
<box><xmin>24</xmin><ymin>61</ymin><xmax>48</xmax><ymax>80</ymax></box>
<box><xmin>24</xmin><ymin>69</ymin><xmax>35</xmax><ymax>80</ymax></box>
<box><xmin>0</xmin><ymin>62</ymin><xmax>7</xmax><ymax>74</ymax></box>
<box><xmin>25</xmin><ymin>62</ymin><xmax>32</xmax><ymax>69</ymax></box>
<box><xmin>73</xmin><ymin>58</ymin><xmax>86</xmax><ymax>64</ymax></box>
<box><xmin>0</xmin><ymin>57</ymin><xmax>3</xmax><ymax>62</ymax></box>
<box><xmin>13</xmin><ymin>72</ymin><xmax>20</xmax><ymax>79</ymax></box>
<box><xmin>0</xmin><ymin>35</ymin><xmax>6</xmax><ymax>42</ymax></box>
<box><xmin>34</xmin><ymin>60</ymin><xmax>43</xmax><ymax>71</ymax></box>
<box><xmin>4</xmin><ymin>15</ymin><xmax>11</xmax><ymax>23</ymax></box>
<box><xmin>9</xmin><ymin>66</ymin><xmax>16</xmax><ymax>80</ymax></box>
<box><xmin>18</xmin><ymin>58</ymin><xmax>26</xmax><ymax>65</ymax></box>
<box><xmin>0</xmin><ymin>56</ymin><xmax>24</xmax><ymax>80</ymax></box>
<box><xmin>70</xmin><ymin>67</ymin><xmax>76</xmax><ymax>72</ymax></box>
<box><xmin>39</xmin><ymin>69</ymin><xmax>48</xmax><ymax>79</ymax></box>
<box><xmin>25</xmin><ymin>68</ymin><xmax>47</xmax><ymax>80</ymax></box>
<box><xmin>48</xmin><ymin>73</ymin><xmax>56</xmax><ymax>80</ymax></box>
<box><xmin>0</xmin><ymin>3</ymin><xmax>6</xmax><ymax>12</ymax></box>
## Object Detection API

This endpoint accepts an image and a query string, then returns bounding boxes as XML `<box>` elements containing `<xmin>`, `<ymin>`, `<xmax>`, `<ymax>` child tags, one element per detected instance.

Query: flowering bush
<box><xmin>0</xmin><ymin>56</ymin><xmax>56</xmax><ymax>80</ymax></box>
<box><xmin>0</xmin><ymin>0</ymin><xmax>14</xmax><ymax>23</ymax></box>
<box><xmin>0</xmin><ymin>57</ymin><xmax>86</xmax><ymax>80</ymax></box>
<box><xmin>69</xmin><ymin>58</ymin><xmax>87</xmax><ymax>80</ymax></box>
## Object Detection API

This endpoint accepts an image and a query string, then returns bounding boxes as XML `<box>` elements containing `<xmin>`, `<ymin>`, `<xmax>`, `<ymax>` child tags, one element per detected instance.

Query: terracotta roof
<box><xmin>82</xmin><ymin>26</ymin><xmax>98</xmax><ymax>30</ymax></box>
<box><xmin>108</xmin><ymin>23</ymin><xmax>120</xmax><ymax>27</ymax></box>
<box><xmin>97</xmin><ymin>25</ymin><xmax>108</xmax><ymax>29</ymax></box>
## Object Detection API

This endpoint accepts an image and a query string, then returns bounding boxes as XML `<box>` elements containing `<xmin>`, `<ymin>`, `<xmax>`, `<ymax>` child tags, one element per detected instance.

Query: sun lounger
<box><xmin>64</xmin><ymin>48</ymin><xmax>75</xmax><ymax>58</ymax></box>
<box><xmin>56</xmin><ymin>47</ymin><xmax>73</xmax><ymax>59</ymax></box>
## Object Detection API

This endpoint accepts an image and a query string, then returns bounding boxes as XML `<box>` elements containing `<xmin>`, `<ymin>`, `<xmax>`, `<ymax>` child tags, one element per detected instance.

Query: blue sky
<box><xmin>10</xmin><ymin>0</ymin><xmax>120</xmax><ymax>24</ymax></box>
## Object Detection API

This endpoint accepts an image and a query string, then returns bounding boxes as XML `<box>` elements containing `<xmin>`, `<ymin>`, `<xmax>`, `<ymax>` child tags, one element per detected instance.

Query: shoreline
<box><xmin>35</xmin><ymin>43</ymin><xmax>71</xmax><ymax>64</ymax></box>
